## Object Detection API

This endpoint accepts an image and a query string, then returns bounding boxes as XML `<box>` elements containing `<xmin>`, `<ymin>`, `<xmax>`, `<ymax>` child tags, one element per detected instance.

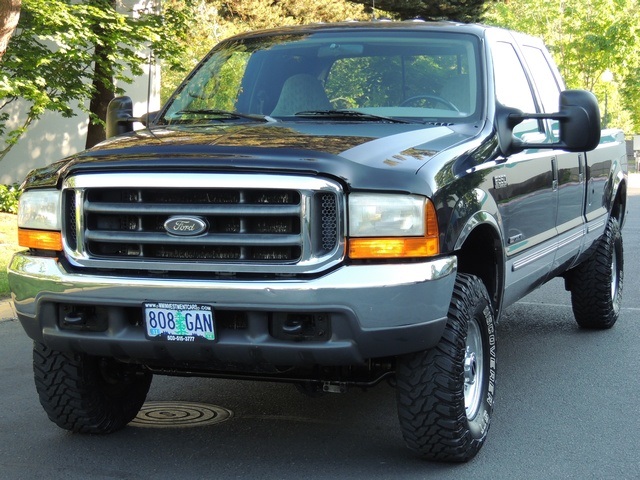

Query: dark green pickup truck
<box><xmin>9</xmin><ymin>21</ymin><xmax>627</xmax><ymax>461</ymax></box>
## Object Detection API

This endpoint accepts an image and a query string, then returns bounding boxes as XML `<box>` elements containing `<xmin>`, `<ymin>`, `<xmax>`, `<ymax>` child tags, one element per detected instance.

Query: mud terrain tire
<box><xmin>395</xmin><ymin>273</ymin><xmax>496</xmax><ymax>462</ymax></box>
<box><xmin>33</xmin><ymin>342</ymin><xmax>152</xmax><ymax>433</ymax></box>
<box><xmin>569</xmin><ymin>217</ymin><xmax>623</xmax><ymax>329</ymax></box>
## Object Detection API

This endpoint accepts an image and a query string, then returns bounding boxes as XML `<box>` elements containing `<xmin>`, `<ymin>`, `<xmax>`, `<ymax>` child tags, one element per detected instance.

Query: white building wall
<box><xmin>0</xmin><ymin>0</ymin><xmax>160</xmax><ymax>185</ymax></box>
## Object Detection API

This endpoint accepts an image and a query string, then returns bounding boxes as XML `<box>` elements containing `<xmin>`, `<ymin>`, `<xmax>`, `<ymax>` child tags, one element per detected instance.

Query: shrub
<box><xmin>0</xmin><ymin>184</ymin><xmax>21</xmax><ymax>214</ymax></box>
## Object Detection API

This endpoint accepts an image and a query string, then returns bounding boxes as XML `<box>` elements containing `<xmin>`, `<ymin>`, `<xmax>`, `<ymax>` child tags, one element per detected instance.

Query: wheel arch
<box><xmin>611</xmin><ymin>172</ymin><xmax>627</xmax><ymax>229</ymax></box>
<box><xmin>453</xmin><ymin>214</ymin><xmax>505</xmax><ymax>318</ymax></box>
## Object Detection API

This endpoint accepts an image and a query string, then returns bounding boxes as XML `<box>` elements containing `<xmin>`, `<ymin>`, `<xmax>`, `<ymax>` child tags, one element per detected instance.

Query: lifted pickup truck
<box><xmin>9</xmin><ymin>21</ymin><xmax>627</xmax><ymax>462</ymax></box>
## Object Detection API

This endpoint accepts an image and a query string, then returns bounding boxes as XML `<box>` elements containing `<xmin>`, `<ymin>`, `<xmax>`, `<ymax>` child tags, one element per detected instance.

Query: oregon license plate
<box><xmin>143</xmin><ymin>302</ymin><xmax>215</xmax><ymax>342</ymax></box>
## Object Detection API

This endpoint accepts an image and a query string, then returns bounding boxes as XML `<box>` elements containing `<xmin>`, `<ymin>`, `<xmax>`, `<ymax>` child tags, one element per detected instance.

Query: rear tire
<box><xmin>33</xmin><ymin>342</ymin><xmax>152</xmax><ymax>433</ymax></box>
<box><xmin>395</xmin><ymin>274</ymin><xmax>496</xmax><ymax>462</ymax></box>
<box><xmin>569</xmin><ymin>217</ymin><xmax>623</xmax><ymax>329</ymax></box>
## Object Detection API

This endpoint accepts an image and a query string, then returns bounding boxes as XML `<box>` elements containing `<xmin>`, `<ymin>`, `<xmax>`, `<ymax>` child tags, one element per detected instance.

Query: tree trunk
<box><xmin>85</xmin><ymin>40</ymin><xmax>115</xmax><ymax>149</ymax></box>
<box><xmin>0</xmin><ymin>0</ymin><xmax>21</xmax><ymax>61</ymax></box>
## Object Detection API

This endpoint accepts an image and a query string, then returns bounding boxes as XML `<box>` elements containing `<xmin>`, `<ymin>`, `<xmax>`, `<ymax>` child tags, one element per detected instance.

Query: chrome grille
<box><xmin>62</xmin><ymin>173</ymin><xmax>344</xmax><ymax>274</ymax></box>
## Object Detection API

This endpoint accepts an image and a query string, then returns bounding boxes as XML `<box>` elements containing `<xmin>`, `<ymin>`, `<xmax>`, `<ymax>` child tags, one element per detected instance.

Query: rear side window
<box><xmin>521</xmin><ymin>45</ymin><xmax>561</xmax><ymax>113</ymax></box>
<box><xmin>521</xmin><ymin>45</ymin><xmax>562</xmax><ymax>141</ymax></box>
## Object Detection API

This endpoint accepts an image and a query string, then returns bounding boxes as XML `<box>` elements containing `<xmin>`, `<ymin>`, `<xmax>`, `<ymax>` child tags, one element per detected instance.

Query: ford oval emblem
<box><xmin>164</xmin><ymin>216</ymin><xmax>208</xmax><ymax>236</ymax></box>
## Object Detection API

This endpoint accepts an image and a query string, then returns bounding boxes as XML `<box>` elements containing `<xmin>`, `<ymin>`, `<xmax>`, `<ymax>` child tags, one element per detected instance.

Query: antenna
<box><xmin>143</xmin><ymin>0</ymin><xmax>160</xmax><ymax>139</ymax></box>
<box><xmin>146</xmin><ymin>0</ymin><xmax>158</xmax><ymax>128</ymax></box>
<box><xmin>146</xmin><ymin>49</ymin><xmax>152</xmax><ymax>125</ymax></box>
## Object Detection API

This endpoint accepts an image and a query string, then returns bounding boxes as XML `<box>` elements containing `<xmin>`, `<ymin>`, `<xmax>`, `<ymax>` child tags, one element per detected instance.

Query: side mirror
<box><xmin>106</xmin><ymin>96</ymin><xmax>134</xmax><ymax>139</ymax></box>
<box><xmin>496</xmin><ymin>90</ymin><xmax>601</xmax><ymax>156</ymax></box>
<box><xmin>556</xmin><ymin>90</ymin><xmax>601</xmax><ymax>152</ymax></box>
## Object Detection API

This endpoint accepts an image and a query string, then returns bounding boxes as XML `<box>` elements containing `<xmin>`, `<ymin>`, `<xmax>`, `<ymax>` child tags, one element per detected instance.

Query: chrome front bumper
<box><xmin>9</xmin><ymin>253</ymin><xmax>457</xmax><ymax>365</ymax></box>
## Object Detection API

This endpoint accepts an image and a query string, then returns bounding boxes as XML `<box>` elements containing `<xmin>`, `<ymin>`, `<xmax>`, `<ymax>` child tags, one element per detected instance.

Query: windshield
<box><xmin>159</xmin><ymin>28</ymin><xmax>482</xmax><ymax>125</ymax></box>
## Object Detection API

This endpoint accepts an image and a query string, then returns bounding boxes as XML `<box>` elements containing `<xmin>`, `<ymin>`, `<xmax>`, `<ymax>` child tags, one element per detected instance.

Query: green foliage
<box><xmin>0</xmin><ymin>0</ymin><xmax>192</xmax><ymax>160</ymax></box>
<box><xmin>349</xmin><ymin>0</ymin><xmax>488</xmax><ymax>21</ymax></box>
<box><xmin>485</xmin><ymin>0</ymin><xmax>640</xmax><ymax>134</ymax></box>
<box><xmin>0</xmin><ymin>184</ymin><xmax>21</xmax><ymax>214</ymax></box>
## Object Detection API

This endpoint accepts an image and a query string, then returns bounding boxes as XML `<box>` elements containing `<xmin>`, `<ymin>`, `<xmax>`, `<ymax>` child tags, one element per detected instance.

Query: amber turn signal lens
<box><xmin>348</xmin><ymin>200</ymin><xmax>439</xmax><ymax>259</ymax></box>
<box><xmin>18</xmin><ymin>228</ymin><xmax>63</xmax><ymax>251</ymax></box>
<box><xmin>348</xmin><ymin>236</ymin><xmax>439</xmax><ymax>259</ymax></box>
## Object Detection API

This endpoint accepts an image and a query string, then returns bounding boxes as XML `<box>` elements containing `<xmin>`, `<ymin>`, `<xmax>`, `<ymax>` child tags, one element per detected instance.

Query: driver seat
<box><xmin>271</xmin><ymin>74</ymin><xmax>332</xmax><ymax>116</ymax></box>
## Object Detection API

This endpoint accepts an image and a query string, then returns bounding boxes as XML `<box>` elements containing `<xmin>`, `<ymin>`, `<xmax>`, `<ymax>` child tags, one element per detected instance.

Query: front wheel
<box><xmin>568</xmin><ymin>216</ymin><xmax>623</xmax><ymax>329</ymax></box>
<box><xmin>395</xmin><ymin>273</ymin><xmax>496</xmax><ymax>462</ymax></box>
<box><xmin>33</xmin><ymin>342</ymin><xmax>152</xmax><ymax>433</ymax></box>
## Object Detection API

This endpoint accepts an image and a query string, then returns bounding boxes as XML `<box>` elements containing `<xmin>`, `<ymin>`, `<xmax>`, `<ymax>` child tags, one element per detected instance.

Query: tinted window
<box><xmin>160</xmin><ymin>30</ymin><xmax>481</xmax><ymax>125</ymax></box>
<box><xmin>522</xmin><ymin>45</ymin><xmax>562</xmax><ymax>141</ymax></box>
<box><xmin>492</xmin><ymin>41</ymin><xmax>540</xmax><ymax>138</ymax></box>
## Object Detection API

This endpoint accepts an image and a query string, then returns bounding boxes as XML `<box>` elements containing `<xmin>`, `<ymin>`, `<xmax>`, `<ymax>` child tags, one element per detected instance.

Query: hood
<box><xmin>23</xmin><ymin>121</ymin><xmax>473</xmax><ymax>192</ymax></box>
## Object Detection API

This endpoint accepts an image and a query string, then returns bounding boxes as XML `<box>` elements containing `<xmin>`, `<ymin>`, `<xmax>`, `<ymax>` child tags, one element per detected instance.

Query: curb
<box><xmin>0</xmin><ymin>297</ymin><xmax>16</xmax><ymax>323</ymax></box>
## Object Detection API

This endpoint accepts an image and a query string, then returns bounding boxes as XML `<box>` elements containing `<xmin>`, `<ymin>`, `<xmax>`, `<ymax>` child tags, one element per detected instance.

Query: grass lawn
<box><xmin>0</xmin><ymin>213</ymin><xmax>21</xmax><ymax>298</ymax></box>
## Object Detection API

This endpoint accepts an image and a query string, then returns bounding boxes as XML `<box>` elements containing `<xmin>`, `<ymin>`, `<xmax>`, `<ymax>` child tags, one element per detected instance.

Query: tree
<box><xmin>348</xmin><ymin>0</ymin><xmax>488</xmax><ymax>22</ymax></box>
<box><xmin>0</xmin><ymin>0</ymin><xmax>20</xmax><ymax>61</ymax></box>
<box><xmin>0</xmin><ymin>0</ymin><xmax>190</xmax><ymax>160</ymax></box>
<box><xmin>485</xmin><ymin>0</ymin><xmax>640</xmax><ymax>134</ymax></box>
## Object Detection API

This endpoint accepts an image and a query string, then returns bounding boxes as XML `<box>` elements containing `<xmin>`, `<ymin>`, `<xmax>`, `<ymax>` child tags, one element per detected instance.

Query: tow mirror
<box><xmin>556</xmin><ymin>90</ymin><xmax>601</xmax><ymax>152</ymax></box>
<box><xmin>106</xmin><ymin>96</ymin><xmax>134</xmax><ymax>139</ymax></box>
<box><xmin>496</xmin><ymin>90</ymin><xmax>601</xmax><ymax>156</ymax></box>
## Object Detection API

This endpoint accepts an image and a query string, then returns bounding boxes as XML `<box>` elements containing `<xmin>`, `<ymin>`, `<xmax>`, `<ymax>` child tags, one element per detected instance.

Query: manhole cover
<box><xmin>130</xmin><ymin>401</ymin><xmax>233</xmax><ymax>429</ymax></box>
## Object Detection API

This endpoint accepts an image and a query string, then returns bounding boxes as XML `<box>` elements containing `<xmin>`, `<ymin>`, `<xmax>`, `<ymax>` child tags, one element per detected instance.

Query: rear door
<box><xmin>519</xmin><ymin>40</ymin><xmax>585</xmax><ymax>272</ymax></box>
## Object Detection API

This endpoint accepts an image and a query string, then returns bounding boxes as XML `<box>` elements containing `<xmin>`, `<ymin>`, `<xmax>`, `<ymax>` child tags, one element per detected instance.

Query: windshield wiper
<box><xmin>171</xmin><ymin>109</ymin><xmax>275</xmax><ymax>123</ymax></box>
<box><xmin>294</xmin><ymin>110</ymin><xmax>411</xmax><ymax>124</ymax></box>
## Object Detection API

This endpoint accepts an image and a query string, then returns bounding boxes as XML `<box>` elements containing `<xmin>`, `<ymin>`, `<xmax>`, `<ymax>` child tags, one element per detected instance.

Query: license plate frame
<box><xmin>143</xmin><ymin>302</ymin><xmax>216</xmax><ymax>342</ymax></box>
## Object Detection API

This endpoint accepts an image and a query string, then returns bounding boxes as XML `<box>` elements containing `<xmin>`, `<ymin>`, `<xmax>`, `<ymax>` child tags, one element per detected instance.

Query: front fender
<box><xmin>440</xmin><ymin>187</ymin><xmax>502</xmax><ymax>252</ymax></box>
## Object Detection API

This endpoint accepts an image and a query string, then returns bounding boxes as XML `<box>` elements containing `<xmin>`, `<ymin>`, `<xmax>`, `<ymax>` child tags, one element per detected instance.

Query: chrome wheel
<box><xmin>611</xmin><ymin>249</ymin><xmax>618</xmax><ymax>301</ymax></box>
<box><xmin>464</xmin><ymin>318</ymin><xmax>483</xmax><ymax>419</ymax></box>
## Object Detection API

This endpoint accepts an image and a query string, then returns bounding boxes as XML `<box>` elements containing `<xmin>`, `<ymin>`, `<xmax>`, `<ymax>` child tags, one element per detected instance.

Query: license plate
<box><xmin>143</xmin><ymin>302</ymin><xmax>215</xmax><ymax>342</ymax></box>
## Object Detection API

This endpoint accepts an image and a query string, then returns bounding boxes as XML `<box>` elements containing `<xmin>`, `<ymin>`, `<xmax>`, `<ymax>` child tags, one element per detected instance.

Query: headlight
<box><xmin>18</xmin><ymin>189</ymin><xmax>61</xmax><ymax>230</ymax></box>
<box><xmin>348</xmin><ymin>193</ymin><xmax>439</xmax><ymax>259</ymax></box>
<box><xmin>17</xmin><ymin>189</ymin><xmax>63</xmax><ymax>251</ymax></box>
<box><xmin>349</xmin><ymin>193</ymin><xmax>425</xmax><ymax>237</ymax></box>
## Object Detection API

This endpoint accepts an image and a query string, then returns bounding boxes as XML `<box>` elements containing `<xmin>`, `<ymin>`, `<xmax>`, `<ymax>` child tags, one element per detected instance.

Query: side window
<box><xmin>522</xmin><ymin>45</ymin><xmax>562</xmax><ymax>140</ymax></box>
<box><xmin>492</xmin><ymin>42</ymin><xmax>540</xmax><ymax>139</ymax></box>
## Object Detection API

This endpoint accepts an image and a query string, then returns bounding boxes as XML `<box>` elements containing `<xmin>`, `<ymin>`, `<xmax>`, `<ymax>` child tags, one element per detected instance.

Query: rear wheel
<box><xmin>569</xmin><ymin>217</ymin><xmax>623</xmax><ymax>329</ymax></box>
<box><xmin>33</xmin><ymin>342</ymin><xmax>152</xmax><ymax>433</ymax></box>
<box><xmin>395</xmin><ymin>274</ymin><xmax>496</xmax><ymax>462</ymax></box>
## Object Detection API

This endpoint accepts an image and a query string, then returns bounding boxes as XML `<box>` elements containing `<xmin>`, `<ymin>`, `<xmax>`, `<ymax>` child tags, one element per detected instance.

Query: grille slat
<box><xmin>85</xmin><ymin>230</ymin><xmax>303</xmax><ymax>246</ymax></box>
<box><xmin>84</xmin><ymin>202</ymin><xmax>301</xmax><ymax>217</ymax></box>
<box><xmin>62</xmin><ymin>173</ymin><xmax>344</xmax><ymax>275</ymax></box>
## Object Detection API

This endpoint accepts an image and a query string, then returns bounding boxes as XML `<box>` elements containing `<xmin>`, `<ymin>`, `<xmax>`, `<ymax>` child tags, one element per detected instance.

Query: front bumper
<box><xmin>9</xmin><ymin>253</ymin><xmax>456</xmax><ymax>366</ymax></box>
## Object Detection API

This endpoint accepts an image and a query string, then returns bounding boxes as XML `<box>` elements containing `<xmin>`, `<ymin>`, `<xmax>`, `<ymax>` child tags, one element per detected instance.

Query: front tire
<box><xmin>395</xmin><ymin>274</ymin><xmax>496</xmax><ymax>462</ymax></box>
<box><xmin>33</xmin><ymin>342</ymin><xmax>152</xmax><ymax>433</ymax></box>
<box><xmin>568</xmin><ymin>216</ymin><xmax>623</xmax><ymax>329</ymax></box>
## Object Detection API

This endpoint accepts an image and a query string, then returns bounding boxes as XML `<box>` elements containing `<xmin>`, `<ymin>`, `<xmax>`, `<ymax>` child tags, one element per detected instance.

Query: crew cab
<box><xmin>9</xmin><ymin>21</ymin><xmax>627</xmax><ymax>461</ymax></box>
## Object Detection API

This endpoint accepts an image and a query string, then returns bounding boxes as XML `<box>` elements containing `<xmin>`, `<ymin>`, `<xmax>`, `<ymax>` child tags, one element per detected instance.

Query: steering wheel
<box><xmin>400</xmin><ymin>94</ymin><xmax>459</xmax><ymax>111</ymax></box>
